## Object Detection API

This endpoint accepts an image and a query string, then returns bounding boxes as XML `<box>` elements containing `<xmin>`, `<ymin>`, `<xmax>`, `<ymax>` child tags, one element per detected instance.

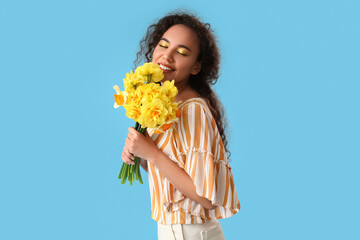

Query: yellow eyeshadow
<box><xmin>177</xmin><ymin>48</ymin><xmax>189</xmax><ymax>56</ymax></box>
<box><xmin>159</xmin><ymin>40</ymin><xmax>169</xmax><ymax>47</ymax></box>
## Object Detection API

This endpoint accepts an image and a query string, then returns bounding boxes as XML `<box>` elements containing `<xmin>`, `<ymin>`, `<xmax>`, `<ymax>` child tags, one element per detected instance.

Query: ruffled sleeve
<box><xmin>162</xmin><ymin>99</ymin><xmax>240</xmax><ymax>220</ymax></box>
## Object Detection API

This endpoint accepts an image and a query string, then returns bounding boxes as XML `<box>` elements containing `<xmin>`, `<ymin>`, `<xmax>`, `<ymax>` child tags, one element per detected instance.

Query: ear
<box><xmin>191</xmin><ymin>62</ymin><xmax>202</xmax><ymax>75</ymax></box>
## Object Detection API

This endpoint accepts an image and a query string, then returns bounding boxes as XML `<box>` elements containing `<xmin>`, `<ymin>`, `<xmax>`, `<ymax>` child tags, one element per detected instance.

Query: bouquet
<box><xmin>113</xmin><ymin>63</ymin><xmax>180</xmax><ymax>185</ymax></box>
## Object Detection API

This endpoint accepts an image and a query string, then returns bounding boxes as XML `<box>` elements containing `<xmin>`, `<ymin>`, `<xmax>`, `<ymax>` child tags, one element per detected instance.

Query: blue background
<box><xmin>1</xmin><ymin>0</ymin><xmax>359</xmax><ymax>239</ymax></box>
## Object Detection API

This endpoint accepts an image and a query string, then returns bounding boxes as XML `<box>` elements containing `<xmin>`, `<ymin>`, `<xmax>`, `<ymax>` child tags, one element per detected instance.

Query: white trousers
<box><xmin>157</xmin><ymin>219</ymin><xmax>225</xmax><ymax>240</ymax></box>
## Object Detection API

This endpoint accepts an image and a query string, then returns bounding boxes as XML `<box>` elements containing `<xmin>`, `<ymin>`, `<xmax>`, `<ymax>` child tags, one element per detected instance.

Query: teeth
<box><xmin>159</xmin><ymin>64</ymin><xmax>173</xmax><ymax>71</ymax></box>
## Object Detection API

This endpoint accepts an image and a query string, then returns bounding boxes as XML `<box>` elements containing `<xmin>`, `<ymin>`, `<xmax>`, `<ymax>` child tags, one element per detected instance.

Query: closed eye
<box><xmin>158</xmin><ymin>40</ymin><xmax>169</xmax><ymax>48</ymax></box>
<box><xmin>177</xmin><ymin>50</ymin><xmax>188</xmax><ymax>56</ymax></box>
<box><xmin>177</xmin><ymin>48</ymin><xmax>189</xmax><ymax>56</ymax></box>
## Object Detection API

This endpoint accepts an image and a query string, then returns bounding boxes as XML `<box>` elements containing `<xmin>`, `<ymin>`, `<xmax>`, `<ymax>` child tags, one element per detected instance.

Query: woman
<box><xmin>122</xmin><ymin>11</ymin><xmax>241</xmax><ymax>240</ymax></box>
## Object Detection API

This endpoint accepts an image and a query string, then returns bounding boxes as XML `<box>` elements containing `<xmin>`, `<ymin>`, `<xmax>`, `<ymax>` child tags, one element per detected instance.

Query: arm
<box><xmin>139</xmin><ymin>158</ymin><xmax>148</xmax><ymax>173</ymax></box>
<box><xmin>123</xmin><ymin>127</ymin><xmax>216</xmax><ymax>210</ymax></box>
<box><xmin>149</xmin><ymin>148</ymin><xmax>216</xmax><ymax>210</ymax></box>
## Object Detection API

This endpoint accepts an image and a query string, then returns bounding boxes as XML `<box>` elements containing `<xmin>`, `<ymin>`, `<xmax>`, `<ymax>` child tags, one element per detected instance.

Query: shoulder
<box><xmin>176</xmin><ymin>98</ymin><xmax>217</xmax><ymax>145</ymax></box>
<box><xmin>179</xmin><ymin>98</ymin><xmax>212</xmax><ymax>118</ymax></box>
<box><xmin>178</xmin><ymin>98</ymin><xmax>215</xmax><ymax>131</ymax></box>
<box><xmin>175</xmin><ymin>98</ymin><xmax>228</xmax><ymax>161</ymax></box>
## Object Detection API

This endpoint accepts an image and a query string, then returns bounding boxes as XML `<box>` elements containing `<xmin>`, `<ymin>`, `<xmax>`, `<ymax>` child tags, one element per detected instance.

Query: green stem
<box><xmin>121</xmin><ymin>164</ymin><xmax>126</xmax><ymax>179</ymax></box>
<box><xmin>117</xmin><ymin>122</ymin><xmax>148</xmax><ymax>185</ymax></box>
<box><xmin>118</xmin><ymin>163</ymin><xmax>124</xmax><ymax>179</ymax></box>
<box><xmin>136</xmin><ymin>158</ymin><xmax>140</xmax><ymax>180</ymax></box>
<box><xmin>120</xmin><ymin>164</ymin><xmax>128</xmax><ymax>184</ymax></box>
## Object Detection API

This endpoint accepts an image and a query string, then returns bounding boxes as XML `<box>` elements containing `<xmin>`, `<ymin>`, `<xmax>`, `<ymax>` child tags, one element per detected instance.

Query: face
<box><xmin>152</xmin><ymin>24</ymin><xmax>201</xmax><ymax>85</ymax></box>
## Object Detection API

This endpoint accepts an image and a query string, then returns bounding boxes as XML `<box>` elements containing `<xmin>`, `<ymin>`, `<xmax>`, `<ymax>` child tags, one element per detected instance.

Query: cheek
<box><xmin>179</xmin><ymin>58</ymin><xmax>198</xmax><ymax>72</ymax></box>
<box><xmin>152</xmin><ymin>46</ymin><xmax>161</xmax><ymax>60</ymax></box>
<box><xmin>151</xmin><ymin>51</ymin><xmax>157</xmax><ymax>61</ymax></box>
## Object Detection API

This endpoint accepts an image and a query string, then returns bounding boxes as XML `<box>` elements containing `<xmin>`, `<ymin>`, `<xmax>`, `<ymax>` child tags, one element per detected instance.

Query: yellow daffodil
<box><xmin>113</xmin><ymin>85</ymin><xmax>128</xmax><ymax>108</ymax></box>
<box><xmin>142</xmin><ymin>82</ymin><xmax>163</xmax><ymax>103</ymax></box>
<box><xmin>114</xmin><ymin>94</ymin><xmax>124</xmax><ymax>108</ymax></box>
<box><xmin>123</xmin><ymin>70</ymin><xmax>146</xmax><ymax>92</ymax></box>
<box><xmin>124</xmin><ymin>103</ymin><xmax>141</xmax><ymax>122</ymax></box>
<box><xmin>135</xmin><ymin>63</ymin><xmax>164</xmax><ymax>83</ymax></box>
<box><xmin>125</xmin><ymin>85</ymin><xmax>145</xmax><ymax>106</ymax></box>
<box><xmin>154</xmin><ymin>123</ymin><xmax>174</xmax><ymax>134</ymax></box>
<box><xmin>114</xmin><ymin>62</ymin><xmax>181</xmax><ymax>185</ymax></box>
<box><xmin>138</xmin><ymin>99</ymin><xmax>168</xmax><ymax>129</ymax></box>
<box><xmin>164</xmin><ymin>102</ymin><xmax>177</xmax><ymax>121</ymax></box>
<box><xmin>163</xmin><ymin>80</ymin><xmax>178</xmax><ymax>99</ymax></box>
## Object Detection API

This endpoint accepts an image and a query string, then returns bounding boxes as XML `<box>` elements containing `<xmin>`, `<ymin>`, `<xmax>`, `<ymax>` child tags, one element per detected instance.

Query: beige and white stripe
<box><xmin>147</xmin><ymin>98</ymin><xmax>240</xmax><ymax>225</ymax></box>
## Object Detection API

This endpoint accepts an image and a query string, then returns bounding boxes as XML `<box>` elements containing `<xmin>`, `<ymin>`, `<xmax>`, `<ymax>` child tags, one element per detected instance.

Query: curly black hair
<box><xmin>135</xmin><ymin>10</ymin><xmax>231</xmax><ymax>158</ymax></box>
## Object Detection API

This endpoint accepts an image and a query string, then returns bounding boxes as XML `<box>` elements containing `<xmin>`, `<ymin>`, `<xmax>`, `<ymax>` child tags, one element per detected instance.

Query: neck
<box><xmin>174</xmin><ymin>80</ymin><xmax>188</xmax><ymax>100</ymax></box>
<box><xmin>175</xmin><ymin>81</ymin><xmax>200</xmax><ymax>102</ymax></box>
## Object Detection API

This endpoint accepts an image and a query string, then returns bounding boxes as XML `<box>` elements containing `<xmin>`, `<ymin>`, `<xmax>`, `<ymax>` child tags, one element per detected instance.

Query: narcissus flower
<box><xmin>135</xmin><ymin>63</ymin><xmax>164</xmax><ymax>83</ymax></box>
<box><xmin>163</xmin><ymin>80</ymin><xmax>178</xmax><ymax>99</ymax></box>
<box><xmin>154</xmin><ymin>104</ymin><xmax>181</xmax><ymax>134</ymax></box>
<box><xmin>113</xmin><ymin>62</ymin><xmax>181</xmax><ymax>186</ymax></box>
<box><xmin>113</xmin><ymin>85</ymin><xmax>128</xmax><ymax>108</ymax></box>
<box><xmin>139</xmin><ymin>99</ymin><xmax>168</xmax><ymax>129</ymax></box>
<box><xmin>154</xmin><ymin>123</ymin><xmax>173</xmax><ymax>134</ymax></box>
<box><xmin>124</xmin><ymin>104</ymin><xmax>142</xmax><ymax>122</ymax></box>
<box><xmin>142</xmin><ymin>82</ymin><xmax>163</xmax><ymax>103</ymax></box>
<box><xmin>123</xmin><ymin>70</ymin><xmax>146</xmax><ymax>92</ymax></box>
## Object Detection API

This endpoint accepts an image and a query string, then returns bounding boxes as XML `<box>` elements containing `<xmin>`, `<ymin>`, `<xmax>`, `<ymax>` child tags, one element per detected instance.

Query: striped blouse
<box><xmin>146</xmin><ymin>97</ymin><xmax>240</xmax><ymax>225</ymax></box>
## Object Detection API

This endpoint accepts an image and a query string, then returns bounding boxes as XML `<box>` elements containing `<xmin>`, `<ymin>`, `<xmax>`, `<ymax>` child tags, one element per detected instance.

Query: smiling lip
<box><xmin>158</xmin><ymin>63</ymin><xmax>175</xmax><ymax>73</ymax></box>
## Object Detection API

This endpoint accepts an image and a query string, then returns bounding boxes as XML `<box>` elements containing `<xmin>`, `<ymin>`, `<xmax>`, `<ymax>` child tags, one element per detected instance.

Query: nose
<box><xmin>162</xmin><ymin>48</ymin><xmax>175</xmax><ymax>63</ymax></box>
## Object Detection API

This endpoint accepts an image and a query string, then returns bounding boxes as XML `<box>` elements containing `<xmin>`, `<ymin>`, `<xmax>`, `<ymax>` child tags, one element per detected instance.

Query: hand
<box><xmin>121</xmin><ymin>140</ymin><xmax>135</xmax><ymax>165</ymax></box>
<box><xmin>121</xmin><ymin>127</ymin><xmax>159</xmax><ymax>164</ymax></box>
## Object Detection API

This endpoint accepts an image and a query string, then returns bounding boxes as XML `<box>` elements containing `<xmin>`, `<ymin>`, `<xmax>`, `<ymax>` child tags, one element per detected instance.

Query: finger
<box><xmin>128</xmin><ymin>127</ymin><xmax>137</xmax><ymax>134</ymax></box>
<box><xmin>127</xmin><ymin>131</ymin><xmax>136</xmax><ymax>140</ymax></box>
<box><xmin>123</xmin><ymin>147</ymin><xmax>135</xmax><ymax>161</ymax></box>
<box><xmin>128</xmin><ymin>127</ymin><xmax>139</xmax><ymax>138</ymax></box>
<box><xmin>123</xmin><ymin>142</ymin><xmax>135</xmax><ymax>163</ymax></box>
<box><xmin>125</xmin><ymin>137</ymin><xmax>133</xmax><ymax>152</ymax></box>
<box><xmin>122</xmin><ymin>150</ymin><xmax>135</xmax><ymax>165</ymax></box>
<box><xmin>127</xmin><ymin>132</ymin><xmax>134</xmax><ymax>140</ymax></box>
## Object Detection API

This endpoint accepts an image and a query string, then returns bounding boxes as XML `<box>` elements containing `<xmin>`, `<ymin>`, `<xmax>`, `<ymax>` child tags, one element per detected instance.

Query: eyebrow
<box><xmin>160</xmin><ymin>38</ymin><xmax>192</xmax><ymax>52</ymax></box>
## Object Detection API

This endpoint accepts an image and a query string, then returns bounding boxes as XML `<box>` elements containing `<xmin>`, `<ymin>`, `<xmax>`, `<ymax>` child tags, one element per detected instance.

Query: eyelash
<box><xmin>177</xmin><ymin>51</ymin><xmax>187</xmax><ymax>56</ymax></box>
<box><xmin>159</xmin><ymin>44</ymin><xmax>188</xmax><ymax>56</ymax></box>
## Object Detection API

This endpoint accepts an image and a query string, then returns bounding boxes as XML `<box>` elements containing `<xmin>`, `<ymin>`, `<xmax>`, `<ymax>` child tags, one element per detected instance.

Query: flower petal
<box><xmin>114</xmin><ymin>94</ymin><xmax>125</xmax><ymax>106</ymax></box>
